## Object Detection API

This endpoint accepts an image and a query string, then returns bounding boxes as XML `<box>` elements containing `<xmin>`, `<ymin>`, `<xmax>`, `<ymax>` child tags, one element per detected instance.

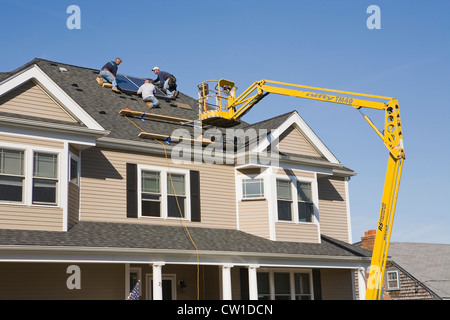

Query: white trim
<box><xmin>0</xmin><ymin>141</ymin><xmax>63</xmax><ymax>208</ymax></box>
<box><xmin>273</xmin><ymin>171</ymin><xmax>318</xmax><ymax>225</ymax></box>
<box><xmin>146</xmin><ymin>273</ymin><xmax>176</xmax><ymax>300</ymax></box>
<box><xmin>127</xmin><ymin>266</ymin><xmax>142</xmax><ymax>298</ymax></box>
<box><xmin>68</xmin><ymin>151</ymin><xmax>80</xmax><ymax>187</ymax></box>
<box><xmin>60</xmin><ymin>142</ymin><xmax>69</xmax><ymax>231</ymax></box>
<box><xmin>0</xmin><ymin>120</ymin><xmax>100</xmax><ymax>148</ymax></box>
<box><xmin>256</xmin><ymin>268</ymin><xmax>314</xmax><ymax>300</ymax></box>
<box><xmin>344</xmin><ymin>178</ymin><xmax>353</xmax><ymax>243</ymax></box>
<box><xmin>254</xmin><ymin>112</ymin><xmax>340</xmax><ymax>164</ymax></box>
<box><xmin>137</xmin><ymin>164</ymin><xmax>191</xmax><ymax>221</ymax></box>
<box><xmin>0</xmin><ymin>64</ymin><xmax>104</xmax><ymax>131</ymax></box>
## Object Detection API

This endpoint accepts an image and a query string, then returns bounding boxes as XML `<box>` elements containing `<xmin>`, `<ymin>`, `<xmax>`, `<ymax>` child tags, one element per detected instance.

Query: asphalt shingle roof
<box><xmin>388</xmin><ymin>242</ymin><xmax>450</xmax><ymax>299</ymax></box>
<box><xmin>0</xmin><ymin>221</ymin><xmax>370</xmax><ymax>258</ymax></box>
<box><xmin>0</xmin><ymin>59</ymin><xmax>364</xmax><ymax>260</ymax></box>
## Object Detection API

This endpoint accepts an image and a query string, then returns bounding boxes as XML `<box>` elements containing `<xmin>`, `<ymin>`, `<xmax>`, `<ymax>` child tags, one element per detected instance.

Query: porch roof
<box><xmin>0</xmin><ymin>221</ymin><xmax>370</xmax><ymax>259</ymax></box>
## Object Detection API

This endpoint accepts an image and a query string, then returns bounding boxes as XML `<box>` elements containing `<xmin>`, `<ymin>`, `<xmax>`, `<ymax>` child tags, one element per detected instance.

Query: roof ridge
<box><xmin>243</xmin><ymin>110</ymin><xmax>296</xmax><ymax>129</ymax></box>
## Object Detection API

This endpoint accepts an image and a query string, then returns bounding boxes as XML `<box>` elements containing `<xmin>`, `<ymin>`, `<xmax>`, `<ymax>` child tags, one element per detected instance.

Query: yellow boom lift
<box><xmin>198</xmin><ymin>79</ymin><xmax>405</xmax><ymax>300</ymax></box>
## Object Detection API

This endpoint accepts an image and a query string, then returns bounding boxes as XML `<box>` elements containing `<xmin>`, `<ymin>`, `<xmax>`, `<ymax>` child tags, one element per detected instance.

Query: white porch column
<box><xmin>152</xmin><ymin>262</ymin><xmax>165</xmax><ymax>300</ymax></box>
<box><xmin>221</xmin><ymin>264</ymin><xmax>234</xmax><ymax>300</ymax></box>
<box><xmin>248</xmin><ymin>265</ymin><xmax>259</xmax><ymax>300</ymax></box>
<box><xmin>357</xmin><ymin>267</ymin><xmax>367</xmax><ymax>300</ymax></box>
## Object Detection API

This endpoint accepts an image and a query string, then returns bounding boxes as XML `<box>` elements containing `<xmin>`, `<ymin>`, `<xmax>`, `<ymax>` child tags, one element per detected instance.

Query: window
<box><xmin>277</xmin><ymin>180</ymin><xmax>292</xmax><ymax>221</ymax></box>
<box><xmin>294</xmin><ymin>273</ymin><xmax>311</xmax><ymax>300</ymax></box>
<box><xmin>257</xmin><ymin>272</ymin><xmax>270</xmax><ymax>300</ymax></box>
<box><xmin>139</xmin><ymin>166</ymin><xmax>190</xmax><ymax>220</ymax></box>
<box><xmin>167</xmin><ymin>173</ymin><xmax>186</xmax><ymax>218</ymax></box>
<box><xmin>0</xmin><ymin>149</ymin><xmax>24</xmax><ymax>202</ymax></box>
<box><xmin>141</xmin><ymin>171</ymin><xmax>161</xmax><ymax>217</ymax></box>
<box><xmin>386</xmin><ymin>270</ymin><xmax>400</xmax><ymax>290</ymax></box>
<box><xmin>257</xmin><ymin>270</ymin><xmax>312</xmax><ymax>300</ymax></box>
<box><xmin>129</xmin><ymin>267</ymin><xmax>142</xmax><ymax>299</ymax></box>
<box><xmin>276</xmin><ymin>178</ymin><xmax>315</xmax><ymax>223</ymax></box>
<box><xmin>70</xmin><ymin>156</ymin><xmax>79</xmax><ymax>185</ymax></box>
<box><xmin>297</xmin><ymin>182</ymin><xmax>313</xmax><ymax>222</ymax></box>
<box><xmin>242</xmin><ymin>178</ymin><xmax>264</xmax><ymax>199</ymax></box>
<box><xmin>274</xmin><ymin>272</ymin><xmax>291</xmax><ymax>300</ymax></box>
<box><xmin>33</xmin><ymin>152</ymin><xmax>58</xmax><ymax>204</ymax></box>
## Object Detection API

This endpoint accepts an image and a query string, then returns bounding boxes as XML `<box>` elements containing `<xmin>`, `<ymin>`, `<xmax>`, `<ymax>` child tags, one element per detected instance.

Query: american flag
<box><xmin>126</xmin><ymin>280</ymin><xmax>140</xmax><ymax>300</ymax></box>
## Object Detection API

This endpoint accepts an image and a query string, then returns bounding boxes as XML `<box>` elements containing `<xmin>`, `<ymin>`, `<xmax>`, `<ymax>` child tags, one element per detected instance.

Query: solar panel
<box><xmin>116</xmin><ymin>74</ymin><xmax>168</xmax><ymax>98</ymax></box>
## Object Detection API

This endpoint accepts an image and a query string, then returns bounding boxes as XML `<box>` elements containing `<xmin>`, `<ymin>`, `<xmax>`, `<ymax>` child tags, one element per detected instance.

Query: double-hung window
<box><xmin>167</xmin><ymin>173</ymin><xmax>186</xmax><ymax>218</ymax></box>
<box><xmin>277</xmin><ymin>179</ymin><xmax>292</xmax><ymax>221</ymax></box>
<box><xmin>297</xmin><ymin>182</ymin><xmax>313</xmax><ymax>222</ymax></box>
<box><xmin>33</xmin><ymin>152</ymin><xmax>58</xmax><ymax>205</ymax></box>
<box><xmin>0</xmin><ymin>149</ymin><xmax>25</xmax><ymax>202</ymax></box>
<box><xmin>276</xmin><ymin>178</ymin><xmax>315</xmax><ymax>223</ymax></box>
<box><xmin>140</xmin><ymin>166</ymin><xmax>189</xmax><ymax>220</ymax></box>
<box><xmin>141</xmin><ymin>171</ymin><xmax>161</xmax><ymax>217</ymax></box>
<box><xmin>386</xmin><ymin>270</ymin><xmax>400</xmax><ymax>290</ymax></box>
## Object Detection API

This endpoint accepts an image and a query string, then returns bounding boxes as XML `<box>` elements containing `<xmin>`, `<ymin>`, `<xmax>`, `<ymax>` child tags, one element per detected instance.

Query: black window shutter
<box><xmin>312</xmin><ymin>269</ymin><xmax>322</xmax><ymax>300</ymax></box>
<box><xmin>126</xmin><ymin>163</ymin><xmax>138</xmax><ymax>218</ymax></box>
<box><xmin>190</xmin><ymin>170</ymin><xmax>201</xmax><ymax>222</ymax></box>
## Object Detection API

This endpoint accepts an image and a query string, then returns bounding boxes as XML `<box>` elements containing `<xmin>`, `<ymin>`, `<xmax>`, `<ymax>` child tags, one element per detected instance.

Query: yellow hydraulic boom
<box><xmin>198</xmin><ymin>79</ymin><xmax>405</xmax><ymax>300</ymax></box>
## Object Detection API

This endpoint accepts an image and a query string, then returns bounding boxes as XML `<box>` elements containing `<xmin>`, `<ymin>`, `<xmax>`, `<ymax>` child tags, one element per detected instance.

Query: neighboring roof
<box><xmin>0</xmin><ymin>221</ymin><xmax>370</xmax><ymax>259</ymax></box>
<box><xmin>388</xmin><ymin>242</ymin><xmax>450</xmax><ymax>299</ymax></box>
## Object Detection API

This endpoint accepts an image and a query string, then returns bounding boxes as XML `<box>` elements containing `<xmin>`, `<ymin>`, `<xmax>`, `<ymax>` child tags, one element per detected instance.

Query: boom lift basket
<box><xmin>197</xmin><ymin>79</ymin><xmax>241</xmax><ymax>127</ymax></box>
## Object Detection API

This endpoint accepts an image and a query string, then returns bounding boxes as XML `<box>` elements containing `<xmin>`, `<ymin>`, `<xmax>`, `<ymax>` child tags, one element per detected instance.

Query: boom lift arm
<box><xmin>198</xmin><ymin>79</ymin><xmax>405</xmax><ymax>300</ymax></box>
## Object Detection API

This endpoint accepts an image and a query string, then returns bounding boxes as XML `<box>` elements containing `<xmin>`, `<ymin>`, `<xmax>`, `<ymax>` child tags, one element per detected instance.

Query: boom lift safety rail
<box><xmin>198</xmin><ymin>79</ymin><xmax>405</xmax><ymax>300</ymax></box>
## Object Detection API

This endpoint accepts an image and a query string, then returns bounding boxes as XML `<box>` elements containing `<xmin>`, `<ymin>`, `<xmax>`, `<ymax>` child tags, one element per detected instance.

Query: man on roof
<box><xmin>100</xmin><ymin>57</ymin><xmax>122</xmax><ymax>93</ymax></box>
<box><xmin>151</xmin><ymin>66</ymin><xmax>178</xmax><ymax>99</ymax></box>
<box><xmin>137</xmin><ymin>79</ymin><xmax>160</xmax><ymax>109</ymax></box>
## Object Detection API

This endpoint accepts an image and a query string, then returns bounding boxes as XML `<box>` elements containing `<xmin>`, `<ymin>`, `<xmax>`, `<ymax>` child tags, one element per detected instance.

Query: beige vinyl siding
<box><xmin>320</xmin><ymin>269</ymin><xmax>354</xmax><ymax>300</ymax></box>
<box><xmin>0</xmin><ymin>263</ymin><xmax>124</xmax><ymax>300</ymax></box>
<box><xmin>273</xmin><ymin>168</ymin><xmax>315</xmax><ymax>179</ymax></box>
<box><xmin>80</xmin><ymin>147</ymin><xmax>237</xmax><ymax>229</ymax></box>
<box><xmin>238</xmin><ymin>199</ymin><xmax>270</xmax><ymax>239</ymax></box>
<box><xmin>0</xmin><ymin>80</ymin><xmax>76</xmax><ymax>123</ymax></box>
<box><xmin>275</xmin><ymin>222</ymin><xmax>319</xmax><ymax>243</ymax></box>
<box><xmin>277</xmin><ymin>126</ymin><xmax>321</xmax><ymax>157</ymax></box>
<box><xmin>68</xmin><ymin>182</ymin><xmax>80</xmax><ymax>229</ymax></box>
<box><xmin>0</xmin><ymin>204</ymin><xmax>63</xmax><ymax>231</ymax></box>
<box><xmin>317</xmin><ymin>177</ymin><xmax>350</xmax><ymax>242</ymax></box>
<box><xmin>0</xmin><ymin>132</ymin><xmax>64</xmax><ymax>149</ymax></box>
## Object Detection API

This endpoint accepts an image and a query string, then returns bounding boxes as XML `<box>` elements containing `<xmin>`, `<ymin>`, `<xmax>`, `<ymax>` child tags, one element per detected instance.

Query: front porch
<box><xmin>0</xmin><ymin>261</ymin><xmax>367</xmax><ymax>300</ymax></box>
<box><xmin>0</xmin><ymin>222</ymin><xmax>371</xmax><ymax>300</ymax></box>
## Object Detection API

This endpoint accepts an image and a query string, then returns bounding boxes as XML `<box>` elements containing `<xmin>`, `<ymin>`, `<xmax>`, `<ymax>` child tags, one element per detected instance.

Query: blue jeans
<box><xmin>100</xmin><ymin>70</ymin><xmax>117</xmax><ymax>89</ymax></box>
<box><xmin>144</xmin><ymin>95</ymin><xmax>160</xmax><ymax>108</ymax></box>
<box><xmin>163</xmin><ymin>79</ymin><xmax>175</xmax><ymax>98</ymax></box>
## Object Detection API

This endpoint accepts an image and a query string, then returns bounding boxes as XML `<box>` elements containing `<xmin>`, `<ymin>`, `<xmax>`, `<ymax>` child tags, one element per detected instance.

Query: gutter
<box><xmin>0</xmin><ymin>244</ymin><xmax>371</xmax><ymax>268</ymax></box>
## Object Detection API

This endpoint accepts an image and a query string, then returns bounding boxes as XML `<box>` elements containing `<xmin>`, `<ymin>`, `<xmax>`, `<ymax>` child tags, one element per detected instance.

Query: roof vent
<box><xmin>59</xmin><ymin>67</ymin><xmax>68</xmax><ymax>72</ymax></box>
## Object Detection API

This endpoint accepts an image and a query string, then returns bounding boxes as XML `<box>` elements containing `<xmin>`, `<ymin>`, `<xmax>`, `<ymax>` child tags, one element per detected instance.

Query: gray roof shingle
<box><xmin>0</xmin><ymin>221</ymin><xmax>370</xmax><ymax>258</ymax></box>
<box><xmin>388</xmin><ymin>242</ymin><xmax>450</xmax><ymax>299</ymax></box>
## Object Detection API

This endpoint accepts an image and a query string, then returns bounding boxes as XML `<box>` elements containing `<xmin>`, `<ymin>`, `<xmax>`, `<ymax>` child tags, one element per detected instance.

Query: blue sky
<box><xmin>1</xmin><ymin>0</ymin><xmax>449</xmax><ymax>244</ymax></box>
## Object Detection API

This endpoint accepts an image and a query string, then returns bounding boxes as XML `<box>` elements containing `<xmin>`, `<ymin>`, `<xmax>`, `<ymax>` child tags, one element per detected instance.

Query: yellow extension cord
<box><xmin>124</xmin><ymin>115</ymin><xmax>200</xmax><ymax>300</ymax></box>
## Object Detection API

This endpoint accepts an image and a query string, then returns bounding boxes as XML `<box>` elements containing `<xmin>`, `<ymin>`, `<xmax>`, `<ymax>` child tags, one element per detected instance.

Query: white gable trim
<box><xmin>0</xmin><ymin>64</ymin><xmax>105</xmax><ymax>131</ymax></box>
<box><xmin>254</xmin><ymin>112</ymin><xmax>340</xmax><ymax>164</ymax></box>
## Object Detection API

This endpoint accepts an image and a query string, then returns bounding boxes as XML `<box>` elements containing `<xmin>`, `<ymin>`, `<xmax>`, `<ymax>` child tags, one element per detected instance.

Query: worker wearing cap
<box><xmin>100</xmin><ymin>57</ymin><xmax>122</xmax><ymax>92</ymax></box>
<box><xmin>152</xmin><ymin>67</ymin><xmax>178</xmax><ymax>98</ymax></box>
<box><xmin>137</xmin><ymin>79</ymin><xmax>160</xmax><ymax>109</ymax></box>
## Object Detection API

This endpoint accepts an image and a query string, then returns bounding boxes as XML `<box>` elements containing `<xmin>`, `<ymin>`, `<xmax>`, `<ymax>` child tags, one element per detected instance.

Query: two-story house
<box><xmin>0</xmin><ymin>58</ymin><xmax>371</xmax><ymax>300</ymax></box>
